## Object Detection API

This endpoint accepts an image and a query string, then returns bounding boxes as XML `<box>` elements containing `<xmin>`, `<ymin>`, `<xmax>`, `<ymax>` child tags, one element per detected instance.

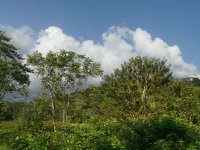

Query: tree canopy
<box><xmin>27</xmin><ymin>50</ymin><xmax>103</xmax><ymax>131</ymax></box>
<box><xmin>0</xmin><ymin>31</ymin><xmax>31</xmax><ymax>99</ymax></box>
<box><xmin>103</xmin><ymin>56</ymin><xmax>172</xmax><ymax>118</ymax></box>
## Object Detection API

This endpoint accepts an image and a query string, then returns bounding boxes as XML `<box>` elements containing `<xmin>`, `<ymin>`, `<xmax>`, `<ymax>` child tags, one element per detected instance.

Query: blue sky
<box><xmin>1</xmin><ymin>0</ymin><xmax>200</xmax><ymax>65</ymax></box>
<box><xmin>1</xmin><ymin>0</ymin><xmax>200</xmax><ymax>79</ymax></box>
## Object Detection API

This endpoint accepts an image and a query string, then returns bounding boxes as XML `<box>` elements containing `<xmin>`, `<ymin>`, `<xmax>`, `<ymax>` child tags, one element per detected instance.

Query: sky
<box><xmin>1</xmin><ymin>0</ymin><xmax>200</xmax><ymax>96</ymax></box>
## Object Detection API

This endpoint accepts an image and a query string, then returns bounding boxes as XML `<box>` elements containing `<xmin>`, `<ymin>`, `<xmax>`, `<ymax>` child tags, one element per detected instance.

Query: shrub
<box><xmin>7</xmin><ymin>116</ymin><xmax>200</xmax><ymax>149</ymax></box>
<box><xmin>125</xmin><ymin>117</ymin><xmax>200</xmax><ymax>150</ymax></box>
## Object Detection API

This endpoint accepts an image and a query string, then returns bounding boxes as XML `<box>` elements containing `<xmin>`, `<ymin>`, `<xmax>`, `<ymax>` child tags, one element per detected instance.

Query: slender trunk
<box><xmin>51</xmin><ymin>98</ymin><xmax>57</xmax><ymax>132</ymax></box>
<box><xmin>62</xmin><ymin>79</ymin><xmax>71</xmax><ymax>123</ymax></box>
<box><xmin>62</xmin><ymin>107</ymin><xmax>66</xmax><ymax>123</ymax></box>
<box><xmin>65</xmin><ymin>87</ymin><xmax>70</xmax><ymax>123</ymax></box>
<box><xmin>62</xmin><ymin>93</ymin><xmax>70</xmax><ymax>123</ymax></box>
<box><xmin>62</xmin><ymin>101</ymin><xmax>69</xmax><ymax>123</ymax></box>
<box><xmin>65</xmin><ymin>98</ymin><xmax>70</xmax><ymax>123</ymax></box>
<box><xmin>62</xmin><ymin>99</ymin><xmax>66</xmax><ymax>123</ymax></box>
<box><xmin>141</xmin><ymin>86</ymin><xmax>148</xmax><ymax>117</ymax></box>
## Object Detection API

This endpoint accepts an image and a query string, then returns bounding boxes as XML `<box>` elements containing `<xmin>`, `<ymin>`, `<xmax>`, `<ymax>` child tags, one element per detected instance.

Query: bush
<box><xmin>10</xmin><ymin>121</ymin><xmax>126</xmax><ymax>149</ymax></box>
<box><xmin>62</xmin><ymin>122</ymin><xmax>126</xmax><ymax>149</ymax></box>
<box><xmin>125</xmin><ymin>117</ymin><xmax>200</xmax><ymax>150</ymax></box>
<box><xmin>0</xmin><ymin>120</ymin><xmax>22</xmax><ymax>145</ymax></box>
<box><xmin>7</xmin><ymin>117</ymin><xmax>200</xmax><ymax>149</ymax></box>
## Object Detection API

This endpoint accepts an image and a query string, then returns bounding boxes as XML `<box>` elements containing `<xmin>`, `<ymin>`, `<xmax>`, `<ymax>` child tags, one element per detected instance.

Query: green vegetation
<box><xmin>1</xmin><ymin>31</ymin><xmax>200</xmax><ymax>149</ymax></box>
<box><xmin>0</xmin><ymin>31</ymin><xmax>31</xmax><ymax>100</ymax></box>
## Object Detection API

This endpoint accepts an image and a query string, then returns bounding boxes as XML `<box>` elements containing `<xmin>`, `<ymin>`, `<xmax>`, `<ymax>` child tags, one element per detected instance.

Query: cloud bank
<box><xmin>33</xmin><ymin>26</ymin><xmax>199</xmax><ymax>77</ymax></box>
<box><xmin>1</xmin><ymin>25</ymin><xmax>199</xmax><ymax>94</ymax></box>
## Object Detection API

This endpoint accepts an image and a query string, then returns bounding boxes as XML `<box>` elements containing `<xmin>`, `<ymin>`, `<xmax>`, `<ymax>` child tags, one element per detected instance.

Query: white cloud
<box><xmin>35</xmin><ymin>26</ymin><xmax>80</xmax><ymax>55</ymax></box>
<box><xmin>35</xmin><ymin>26</ymin><xmax>135</xmax><ymax>74</ymax></box>
<box><xmin>0</xmin><ymin>25</ymin><xmax>35</xmax><ymax>54</ymax></box>
<box><xmin>35</xmin><ymin>26</ymin><xmax>199</xmax><ymax>77</ymax></box>
<box><xmin>1</xmin><ymin>25</ymin><xmax>200</xmax><ymax>95</ymax></box>
<box><xmin>133</xmin><ymin>28</ymin><xmax>199</xmax><ymax>77</ymax></box>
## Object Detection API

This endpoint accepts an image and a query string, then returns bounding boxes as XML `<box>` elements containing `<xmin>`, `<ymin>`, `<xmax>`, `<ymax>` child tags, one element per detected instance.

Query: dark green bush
<box><xmin>124</xmin><ymin>117</ymin><xmax>200</xmax><ymax>150</ymax></box>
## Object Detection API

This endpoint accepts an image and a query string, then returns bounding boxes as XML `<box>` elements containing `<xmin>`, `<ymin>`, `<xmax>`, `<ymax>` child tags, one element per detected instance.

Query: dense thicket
<box><xmin>1</xmin><ymin>32</ymin><xmax>200</xmax><ymax>149</ymax></box>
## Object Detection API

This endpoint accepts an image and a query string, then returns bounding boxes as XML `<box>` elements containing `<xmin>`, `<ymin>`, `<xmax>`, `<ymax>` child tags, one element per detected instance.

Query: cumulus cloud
<box><xmin>35</xmin><ymin>26</ymin><xmax>135</xmax><ymax>74</ymax></box>
<box><xmin>34</xmin><ymin>26</ymin><xmax>199</xmax><ymax>77</ymax></box>
<box><xmin>1</xmin><ymin>25</ymin><xmax>200</xmax><ymax>95</ymax></box>
<box><xmin>133</xmin><ymin>28</ymin><xmax>199</xmax><ymax>77</ymax></box>
<box><xmin>35</xmin><ymin>26</ymin><xmax>80</xmax><ymax>55</ymax></box>
<box><xmin>0</xmin><ymin>25</ymin><xmax>35</xmax><ymax>54</ymax></box>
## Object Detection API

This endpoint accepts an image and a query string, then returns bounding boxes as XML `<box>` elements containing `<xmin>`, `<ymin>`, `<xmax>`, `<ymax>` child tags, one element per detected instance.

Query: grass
<box><xmin>0</xmin><ymin>119</ymin><xmax>25</xmax><ymax>148</ymax></box>
<box><xmin>0</xmin><ymin>145</ymin><xmax>10</xmax><ymax>150</ymax></box>
<box><xmin>0</xmin><ymin>119</ymin><xmax>24</xmax><ymax>131</ymax></box>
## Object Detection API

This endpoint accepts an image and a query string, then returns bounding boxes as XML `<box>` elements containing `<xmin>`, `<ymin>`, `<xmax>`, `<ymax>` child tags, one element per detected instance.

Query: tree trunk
<box><xmin>65</xmin><ymin>88</ymin><xmax>70</xmax><ymax>123</ymax></box>
<box><xmin>62</xmin><ymin>107</ymin><xmax>66</xmax><ymax>123</ymax></box>
<box><xmin>62</xmin><ymin>95</ymin><xmax>70</xmax><ymax>123</ymax></box>
<box><xmin>141</xmin><ymin>86</ymin><xmax>148</xmax><ymax>117</ymax></box>
<box><xmin>51</xmin><ymin>98</ymin><xmax>57</xmax><ymax>132</ymax></box>
<box><xmin>65</xmin><ymin>98</ymin><xmax>70</xmax><ymax>123</ymax></box>
<box><xmin>62</xmin><ymin>99</ymin><xmax>66</xmax><ymax>123</ymax></box>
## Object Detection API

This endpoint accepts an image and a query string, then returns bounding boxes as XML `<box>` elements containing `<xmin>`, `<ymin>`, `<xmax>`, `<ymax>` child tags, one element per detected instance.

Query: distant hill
<box><xmin>181</xmin><ymin>77</ymin><xmax>200</xmax><ymax>86</ymax></box>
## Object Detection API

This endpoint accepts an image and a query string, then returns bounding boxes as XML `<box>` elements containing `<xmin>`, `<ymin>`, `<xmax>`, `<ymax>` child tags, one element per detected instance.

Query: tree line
<box><xmin>0</xmin><ymin>31</ymin><xmax>200</xmax><ymax>149</ymax></box>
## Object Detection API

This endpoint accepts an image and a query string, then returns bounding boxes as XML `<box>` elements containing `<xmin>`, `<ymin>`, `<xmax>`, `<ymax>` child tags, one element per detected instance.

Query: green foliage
<box><xmin>0</xmin><ymin>101</ymin><xmax>29</xmax><ymax>121</ymax></box>
<box><xmin>0</xmin><ymin>120</ymin><xmax>23</xmax><ymax>146</ymax></box>
<box><xmin>154</xmin><ymin>80</ymin><xmax>200</xmax><ymax>124</ymax></box>
<box><xmin>103</xmin><ymin>56</ymin><xmax>172</xmax><ymax>118</ymax></box>
<box><xmin>27</xmin><ymin>50</ymin><xmax>103</xmax><ymax>128</ymax></box>
<box><xmin>61</xmin><ymin>122</ymin><xmax>124</xmax><ymax>149</ymax></box>
<box><xmin>125</xmin><ymin>117</ymin><xmax>200</xmax><ymax>150</ymax></box>
<box><xmin>0</xmin><ymin>31</ymin><xmax>31</xmax><ymax>99</ymax></box>
<box><xmin>22</xmin><ymin>98</ymin><xmax>52</xmax><ymax>122</ymax></box>
<box><xmin>9</xmin><ymin>121</ymin><xmax>126</xmax><ymax>149</ymax></box>
<box><xmin>0</xmin><ymin>145</ymin><xmax>10</xmax><ymax>150</ymax></box>
<box><xmin>9</xmin><ymin>113</ymin><xmax>49</xmax><ymax>149</ymax></box>
<box><xmin>27</xmin><ymin>50</ymin><xmax>103</xmax><ymax>97</ymax></box>
<box><xmin>2</xmin><ymin>45</ymin><xmax>200</xmax><ymax>149</ymax></box>
<box><xmin>7</xmin><ymin>117</ymin><xmax>200</xmax><ymax>149</ymax></box>
<box><xmin>123</xmin><ymin>56</ymin><xmax>171</xmax><ymax>92</ymax></box>
<box><xmin>69</xmin><ymin>86</ymin><xmax>118</xmax><ymax>123</ymax></box>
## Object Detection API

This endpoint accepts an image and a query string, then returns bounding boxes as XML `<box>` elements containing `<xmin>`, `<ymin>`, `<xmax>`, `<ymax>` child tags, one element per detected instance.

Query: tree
<box><xmin>0</xmin><ymin>31</ymin><xmax>31</xmax><ymax>99</ymax></box>
<box><xmin>103</xmin><ymin>56</ymin><xmax>171</xmax><ymax>118</ymax></box>
<box><xmin>69</xmin><ymin>86</ymin><xmax>118</xmax><ymax>123</ymax></box>
<box><xmin>27</xmin><ymin>50</ymin><xmax>103</xmax><ymax>131</ymax></box>
<box><xmin>155</xmin><ymin>80</ymin><xmax>200</xmax><ymax>124</ymax></box>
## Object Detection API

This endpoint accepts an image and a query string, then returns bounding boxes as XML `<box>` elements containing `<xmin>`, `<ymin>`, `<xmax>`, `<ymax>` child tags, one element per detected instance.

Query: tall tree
<box><xmin>103</xmin><ymin>56</ymin><xmax>171</xmax><ymax>118</ymax></box>
<box><xmin>28</xmin><ymin>50</ymin><xmax>103</xmax><ymax>131</ymax></box>
<box><xmin>0</xmin><ymin>31</ymin><xmax>31</xmax><ymax>99</ymax></box>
